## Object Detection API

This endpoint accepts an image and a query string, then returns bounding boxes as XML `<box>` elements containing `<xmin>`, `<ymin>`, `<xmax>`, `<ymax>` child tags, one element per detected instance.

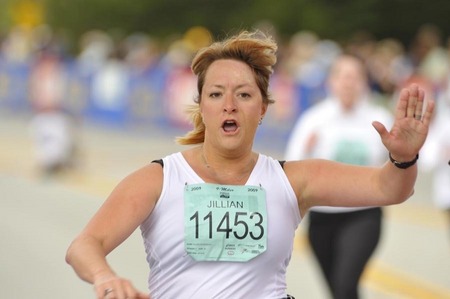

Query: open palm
<box><xmin>372</xmin><ymin>84</ymin><xmax>435</xmax><ymax>161</ymax></box>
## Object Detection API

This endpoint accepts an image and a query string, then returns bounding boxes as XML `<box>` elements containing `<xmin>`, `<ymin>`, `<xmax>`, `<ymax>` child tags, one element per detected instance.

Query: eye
<box><xmin>209</xmin><ymin>92</ymin><xmax>222</xmax><ymax>98</ymax></box>
<box><xmin>238</xmin><ymin>92</ymin><xmax>251</xmax><ymax>99</ymax></box>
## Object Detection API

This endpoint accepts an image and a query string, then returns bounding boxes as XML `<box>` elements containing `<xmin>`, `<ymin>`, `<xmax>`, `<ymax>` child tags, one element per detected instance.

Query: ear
<box><xmin>260</xmin><ymin>103</ymin><xmax>268</xmax><ymax>119</ymax></box>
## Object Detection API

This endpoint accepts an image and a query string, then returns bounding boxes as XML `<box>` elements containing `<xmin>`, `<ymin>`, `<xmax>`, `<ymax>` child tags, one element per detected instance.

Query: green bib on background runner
<box><xmin>184</xmin><ymin>183</ymin><xmax>267</xmax><ymax>262</ymax></box>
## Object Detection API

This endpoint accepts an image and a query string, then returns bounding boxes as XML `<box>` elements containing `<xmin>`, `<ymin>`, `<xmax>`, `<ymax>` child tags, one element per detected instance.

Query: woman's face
<box><xmin>329</xmin><ymin>57</ymin><xmax>368</xmax><ymax>110</ymax></box>
<box><xmin>200</xmin><ymin>59</ymin><xmax>267</xmax><ymax>152</ymax></box>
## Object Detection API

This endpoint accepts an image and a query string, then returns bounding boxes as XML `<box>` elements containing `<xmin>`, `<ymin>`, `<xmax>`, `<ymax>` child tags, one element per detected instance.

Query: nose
<box><xmin>223</xmin><ymin>94</ymin><xmax>237</xmax><ymax>113</ymax></box>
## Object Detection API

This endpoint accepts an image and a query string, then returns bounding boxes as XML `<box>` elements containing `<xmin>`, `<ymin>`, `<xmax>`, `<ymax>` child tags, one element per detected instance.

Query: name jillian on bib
<box><xmin>206</xmin><ymin>200</ymin><xmax>244</xmax><ymax>209</ymax></box>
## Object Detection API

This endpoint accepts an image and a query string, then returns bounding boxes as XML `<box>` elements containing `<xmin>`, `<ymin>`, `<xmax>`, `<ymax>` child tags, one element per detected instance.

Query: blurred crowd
<box><xmin>1</xmin><ymin>23</ymin><xmax>449</xmax><ymax>184</ymax></box>
<box><xmin>1</xmin><ymin>23</ymin><xmax>450</xmax><ymax>125</ymax></box>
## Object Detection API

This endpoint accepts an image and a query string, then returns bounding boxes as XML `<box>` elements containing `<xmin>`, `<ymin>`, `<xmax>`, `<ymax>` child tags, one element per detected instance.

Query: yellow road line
<box><xmin>294</xmin><ymin>233</ymin><xmax>450</xmax><ymax>299</ymax></box>
<box><xmin>363</xmin><ymin>260</ymin><xmax>450</xmax><ymax>299</ymax></box>
<box><xmin>386</xmin><ymin>203</ymin><xmax>447</xmax><ymax>230</ymax></box>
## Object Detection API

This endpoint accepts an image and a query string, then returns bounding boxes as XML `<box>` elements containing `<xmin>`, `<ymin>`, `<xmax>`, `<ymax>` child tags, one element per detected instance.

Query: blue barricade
<box><xmin>0</xmin><ymin>58</ymin><xmax>31</xmax><ymax>112</ymax></box>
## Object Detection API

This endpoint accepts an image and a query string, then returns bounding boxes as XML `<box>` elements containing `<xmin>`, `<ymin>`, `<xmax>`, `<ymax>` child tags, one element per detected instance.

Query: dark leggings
<box><xmin>308</xmin><ymin>207</ymin><xmax>382</xmax><ymax>299</ymax></box>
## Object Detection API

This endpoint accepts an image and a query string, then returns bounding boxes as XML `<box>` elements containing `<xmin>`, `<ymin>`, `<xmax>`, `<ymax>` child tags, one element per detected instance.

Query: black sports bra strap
<box><xmin>151</xmin><ymin>159</ymin><xmax>164</xmax><ymax>168</ymax></box>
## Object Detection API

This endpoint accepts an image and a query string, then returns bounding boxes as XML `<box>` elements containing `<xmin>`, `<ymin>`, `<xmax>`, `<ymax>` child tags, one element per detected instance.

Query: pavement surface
<box><xmin>1</xmin><ymin>110</ymin><xmax>450</xmax><ymax>299</ymax></box>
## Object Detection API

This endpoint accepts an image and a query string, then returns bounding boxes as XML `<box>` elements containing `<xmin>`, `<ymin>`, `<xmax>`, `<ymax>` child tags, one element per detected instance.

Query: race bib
<box><xmin>334</xmin><ymin>140</ymin><xmax>369</xmax><ymax>166</ymax></box>
<box><xmin>184</xmin><ymin>183</ymin><xmax>267</xmax><ymax>262</ymax></box>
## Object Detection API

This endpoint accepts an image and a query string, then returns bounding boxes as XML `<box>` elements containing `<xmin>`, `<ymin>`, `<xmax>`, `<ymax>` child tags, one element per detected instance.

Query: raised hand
<box><xmin>372</xmin><ymin>84</ymin><xmax>435</xmax><ymax>162</ymax></box>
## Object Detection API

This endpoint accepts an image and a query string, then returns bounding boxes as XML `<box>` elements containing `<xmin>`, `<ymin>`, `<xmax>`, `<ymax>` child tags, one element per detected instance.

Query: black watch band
<box><xmin>389</xmin><ymin>153</ymin><xmax>419</xmax><ymax>169</ymax></box>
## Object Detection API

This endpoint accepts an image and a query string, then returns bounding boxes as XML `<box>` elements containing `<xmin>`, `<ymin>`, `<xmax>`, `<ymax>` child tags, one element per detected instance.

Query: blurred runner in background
<box><xmin>285</xmin><ymin>55</ymin><xmax>394</xmax><ymax>299</ymax></box>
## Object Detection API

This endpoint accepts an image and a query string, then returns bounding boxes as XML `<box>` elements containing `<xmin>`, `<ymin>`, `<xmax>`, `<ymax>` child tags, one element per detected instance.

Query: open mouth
<box><xmin>222</xmin><ymin>120</ymin><xmax>238</xmax><ymax>133</ymax></box>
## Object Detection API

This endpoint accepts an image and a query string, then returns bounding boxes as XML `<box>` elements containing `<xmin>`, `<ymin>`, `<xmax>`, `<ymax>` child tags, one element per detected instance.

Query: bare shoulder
<box><xmin>284</xmin><ymin>159</ymin><xmax>360</xmax><ymax>192</ymax></box>
<box><xmin>105</xmin><ymin>161</ymin><xmax>164</xmax><ymax>216</ymax></box>
<box><xmin>283</xmin><ymin>159</ymin><xmax>381</xmax><ymax>213</ymax></box>
<box><xmin>283</xmin><ymin>159</ymin><xmax>325</xmax><ymax>181</ymax></box>
<box><xmin>118</xmin><ymin>162</ymin><xmax>164</xmax><ymax>202</ymax></box>
<box><xmin>284</xmin><ymin>158</ymin><xmax>353</xmax><ymax>178</ymax></box>
<box><xmin>283</xmin><ymin>159</ymin><xmax>345</xmax><ymax>213</ymax></box>
<box><xmin>283</xmin><ymin>159</ymin><xmax>318</xmax><ymax>188</ymax></box>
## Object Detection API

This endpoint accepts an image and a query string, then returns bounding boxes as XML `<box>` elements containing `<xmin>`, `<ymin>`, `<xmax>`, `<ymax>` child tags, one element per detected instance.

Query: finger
<box><xmin>395</xmin><ymin>88</ymin><xmax>409</xmax><ymax>120</ymax></box>
<box><xmin>95</xmin><ymin>285</ymin><xmax>114</xmax><ymax>299</ymax></box>
<box><xmin>122</xmin><ymin>280</ymin><xmax>140</xmax><ymax>299</ymax></box>
<box><xmin>131</xmin><ymin>290</ymin><xmax>150</xmax><ymax>298</ymax></box>
<box><xmin>105</xmin><ymin>290</ymin><xmax>117</xmax><ymax>299</ymax></box>
<box><xmin>106</xmin><ymin>279</ymin><xmax>126</xmax><ymax>299</ymax></box>
<box><xmin>414</xmin><ymin>87</ymin><xmax>425</xmax><ymax>120</ymax></box>
<box><xmin>115</xmin><ymin>280</ymin><xmax>129</xmax><ymax>299</ymax></box>
<box><xmin>406</xmin><ymin>84</ymin><xmax>419</xmax><ymax>119</ymax></box>
<box><xmin>125</xmin><ymin>284</ymin><xmax>149</xmax><ymax>299</ymax></box>
<box><xmin>95</xmin><ymin>286</ymin><xmax>103</xmax><ymax>299</ymax></box>
<box><xmin>94</xmin><ymin>276</ymin><xmax>118</xmax><ymax>299</ymax></box>
<box><xmin>372</xmin><ymin>121</ymin><xmax>388</xmax><ymax>141</ymax></box>
<box><xmin>421</xmin><ymin>99</ymin><xmax>435</xmax><ymax>127</ymax></box>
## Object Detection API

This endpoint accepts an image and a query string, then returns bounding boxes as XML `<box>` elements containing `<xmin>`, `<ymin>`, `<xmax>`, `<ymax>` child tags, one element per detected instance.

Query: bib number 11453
<box><xmin>184</xmin><ymin>183</ymin><xmax>267</xmax><ymax>262</ymax></box>
<box><xmin>189</xmin><ymin>211</ymin><xmax>264</xmax><ymax>240</ymax></box>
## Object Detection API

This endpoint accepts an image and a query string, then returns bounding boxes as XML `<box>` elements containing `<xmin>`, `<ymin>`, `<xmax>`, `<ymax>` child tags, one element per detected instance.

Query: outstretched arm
<box><xmin>286</xmin><ymin>84</ymin><xmax>435</xmax><ymax>215</ymax></box>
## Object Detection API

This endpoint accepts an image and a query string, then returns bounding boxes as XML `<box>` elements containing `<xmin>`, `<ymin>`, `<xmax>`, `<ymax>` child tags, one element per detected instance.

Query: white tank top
<box><xmin>140</xmin><ymin>152</ymin><xmax>301</xmax><ymax>298</ymax></box>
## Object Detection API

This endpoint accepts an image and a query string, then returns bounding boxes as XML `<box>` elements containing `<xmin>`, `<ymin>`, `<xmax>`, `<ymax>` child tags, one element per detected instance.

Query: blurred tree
<box><xmin>37</xmin><ymin>0</ymin><xmax>450</xmax><ymax>53</ymax></box>
<box><xmin>0</xmin><ymin>0</ymin><xmax>13</xmax><ymax>31</ymax></box>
